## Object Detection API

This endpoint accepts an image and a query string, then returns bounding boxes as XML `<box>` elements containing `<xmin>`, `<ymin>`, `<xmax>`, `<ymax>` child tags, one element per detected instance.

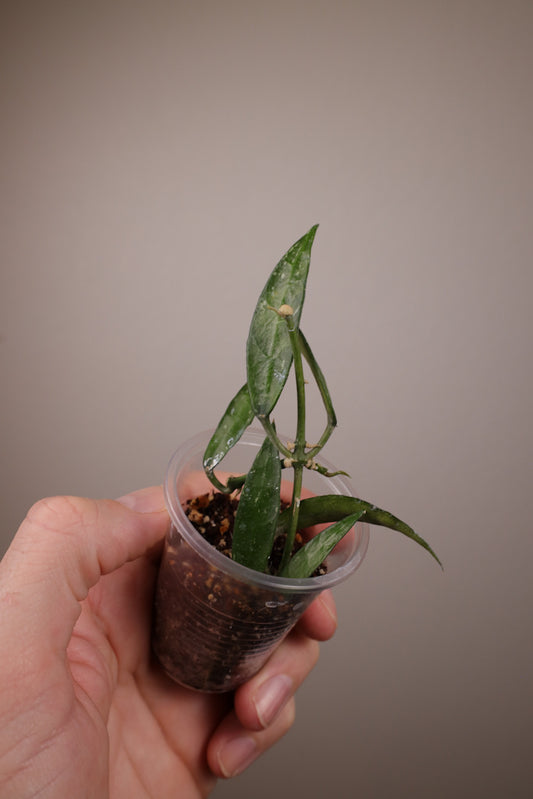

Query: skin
<box><xmin>0</xmin><ymin>484</ymin><xmax>337</xmax><ymax>798</ymax></box>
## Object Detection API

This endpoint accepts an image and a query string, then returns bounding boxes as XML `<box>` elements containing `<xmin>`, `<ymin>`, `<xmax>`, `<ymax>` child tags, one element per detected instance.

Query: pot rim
<box><xmin>164</xmin><ymin>428</ymin><xmax>369</xmax><ymax>594</ymax></box>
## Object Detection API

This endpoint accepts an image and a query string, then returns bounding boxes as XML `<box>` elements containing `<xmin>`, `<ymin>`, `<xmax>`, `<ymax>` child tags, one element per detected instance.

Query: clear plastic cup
<box><xmin>152</xmin><ymin>429</ymin><xmax>369</xmax><ymax>692</ymax></box>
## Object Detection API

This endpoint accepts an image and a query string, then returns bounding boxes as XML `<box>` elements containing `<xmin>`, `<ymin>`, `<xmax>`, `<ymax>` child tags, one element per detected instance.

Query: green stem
<box><xmin>258</xmin><ymin>415</ymin><xmax>293</xmax><ymax>459</ymax></box>
<box><xmin>280</xmin><ymin>463</ymin><xmax>303</xmax><ymax>574</ymax></box>
<box><xmin>291</xmin><ymin>325</ymin><xmax>307</xmax><ymax>455</ymax></box>
<box><xmin>298</xmin><ymin>330</ymin><xmax>337</xmax><ymax>459</ymax></box>
<box><xmin>279</xmin><ymin>316</ymin><xmax>307</xmax><ymax>573</ymax></box>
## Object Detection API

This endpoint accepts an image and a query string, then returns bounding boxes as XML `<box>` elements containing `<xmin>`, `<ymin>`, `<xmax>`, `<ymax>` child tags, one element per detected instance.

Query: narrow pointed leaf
<box><xmin>232</xmin><ymin>435</ymin><xmax>281</xmax><ymax>572</ymax></box>
<box><xmin>283</xmin><ymin>510</ymin><xmax>365</xmax><ymax>578</ymax></box>
<box><xmin>278</xmin><ymin>494</ymin><xmax>442</xmax><ymax>567</ymax></box>
<box><xmin>203</xmin><ymin>384</ymin><xmax>254</xmax><ymax>491</ymax></box>
<box><xmin>247</xmin><ymin>225</ymin><xmax>318</xmax><ymax>417</ymax></box>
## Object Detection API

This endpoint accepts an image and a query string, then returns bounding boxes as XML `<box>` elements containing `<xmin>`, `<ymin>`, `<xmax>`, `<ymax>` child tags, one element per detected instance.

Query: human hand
<box><xmin>0</xmin><ymin>486</ymin><xmax>337</xmax><ymax>798</ymax></box>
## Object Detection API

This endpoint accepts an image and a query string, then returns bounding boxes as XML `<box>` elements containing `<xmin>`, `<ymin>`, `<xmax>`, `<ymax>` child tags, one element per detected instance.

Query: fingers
<box><xmin>233</xmin><ymin>630</ymin><xmax>319</xmax><ymax>731</ymax></box>
<box><xmin>206</xmin><ymin>589</ymin><xmax>338</xmax><ymax>778</ymax></box>
<box><xmin>0</xmin><ymin>487</ymin><xmax>169</xmax><ymax>652</ymax></box>
<box><xmin>294</xmin><ymin>589</ymin><xmax>338</xmax><ymax>641</ymax></box>
<box><xmin>207</xmin><ymin>700</ymin><xmax>295</xmax><ymax>778</ymax></box>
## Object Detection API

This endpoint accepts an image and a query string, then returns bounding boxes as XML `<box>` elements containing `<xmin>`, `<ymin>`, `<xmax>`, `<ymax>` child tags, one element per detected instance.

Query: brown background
<box><xmin>1</xmin><ymin>2</ymin><xmax>532</xmax><ymax>797</ymax></box>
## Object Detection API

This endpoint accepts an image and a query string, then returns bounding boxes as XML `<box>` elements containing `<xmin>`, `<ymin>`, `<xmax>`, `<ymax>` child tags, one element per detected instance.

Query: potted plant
<box><xmin>152</xmin><ymin>225</ymin><xmax>440</xmax><ymax>692</ymax></box>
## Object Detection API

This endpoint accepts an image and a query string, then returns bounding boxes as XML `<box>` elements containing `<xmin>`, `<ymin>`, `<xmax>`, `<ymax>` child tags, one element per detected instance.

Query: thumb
<box><xmin>0</xmin><ymin>487</ymin><xmax>169</xmax><ymax>651</ymax></box>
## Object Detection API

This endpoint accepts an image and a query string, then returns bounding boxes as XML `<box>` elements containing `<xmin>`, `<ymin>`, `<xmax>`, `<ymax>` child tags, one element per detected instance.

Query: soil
<box><xmin>152</xmin><ymin>491</ymin><xmax>327</xmax><ymax>692</ymax></box>
<box><xmin>184</xmin><ymin>490</ymin><xmax>328</xmax><ymax>577</ymax></box>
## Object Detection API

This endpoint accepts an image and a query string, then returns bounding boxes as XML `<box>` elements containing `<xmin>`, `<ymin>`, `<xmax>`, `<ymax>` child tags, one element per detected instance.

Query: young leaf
<box><xmin>232</xmin><ymin>434</ymin><xmax>282</xmax><ymax>572</ymax></box>
<box><xmin>247</xmin><ymin>225</ymin><xmax>318</xmax><ymax>417</ymax></box>
<box><xmin>203</xmin><ymin>384</ymin><xmax>254</xmax><ymax>492</ymax></box>
<box><xmin>282</xmin><ymin>511</ymin><xmax>365</xmax><ymax>578</ymax></box>
<box><xmin>278</xmin><ymin>494</ymin><xmax>442</xmax><ymax>567</ymax></box>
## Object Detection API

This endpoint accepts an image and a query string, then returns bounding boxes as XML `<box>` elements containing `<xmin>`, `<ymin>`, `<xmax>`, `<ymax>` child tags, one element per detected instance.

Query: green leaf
<box><xmin>282</xmin><ymin>510</ymin><xmax>366</xmax><ymax>578</ymax></box>
<box><xmin>232</xmin><ymin>435</ymin><xmax>282</xmax><ymax>572</ymax></box>
<box><xmin>298</xmin><ymin>329</ymin><xmax>337</xmax><ymax>455</ymax></box>
<box><xmin>247</xmin><ymin>225</ymin><xmax>318</xmax><ymax>417</ymax></box>
<box><xmin>298</xmin><ymin>329</ymin><xmax>337</xmax><ymax>427</ymax></box>
<box><xmin>278</xmin><ymin>494</ymin><xmax>442</xmax><ymax>567</ymax></box>
<box><xmin>203</xmin><ymin>384</ymin><xmax>254</xmax><ymax>492</ymax></box>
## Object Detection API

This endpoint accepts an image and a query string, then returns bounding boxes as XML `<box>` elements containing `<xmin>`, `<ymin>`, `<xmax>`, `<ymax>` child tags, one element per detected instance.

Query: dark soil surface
<box><xmin>185</xmin><ymin>490</ymin><xmax>327</xmax><ymax>577</ymax></box>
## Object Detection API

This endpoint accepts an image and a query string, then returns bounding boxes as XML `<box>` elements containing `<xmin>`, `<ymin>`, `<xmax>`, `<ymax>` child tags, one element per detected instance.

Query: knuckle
<box><xmin>293</xmin><ymin>632</ymin><xmax>320</xmax><ymax>671</ymax></box>
<box><xmin>25</xmin><ymin>495</ymin><xmax>90</xmax><ymax>534</ymax></box>
<box><xmin>279</xmin><ymin>696</ymin><xmax>296</xmax><ymax>733</ymax></box>
<box><xmin>308</xmin><ymin>638</ymin><xmax>320</xmax><ymax>669</ymax></box>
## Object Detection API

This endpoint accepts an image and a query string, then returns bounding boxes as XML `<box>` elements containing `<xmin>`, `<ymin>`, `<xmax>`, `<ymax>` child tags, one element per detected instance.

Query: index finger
<box><xmin>0</xmin><ymin>487</ymin><xmax>170</xmax><ymax>653</ymax></box>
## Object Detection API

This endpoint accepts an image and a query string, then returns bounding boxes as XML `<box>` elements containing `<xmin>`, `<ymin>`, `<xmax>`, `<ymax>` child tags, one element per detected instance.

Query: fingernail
<box><xmin>218</xmin><ymin>736</ymin><xmax>258</xmax><ymax>778</ymax></box>
<box><xmin>116</xmin><ymin>487</ymin><xmax>166</xmax><ymax>513</ymax></box>
<box><xmin>254</xmin><ymin>674</ymin><xmax>293</xmax><ymax>728</ymax></box>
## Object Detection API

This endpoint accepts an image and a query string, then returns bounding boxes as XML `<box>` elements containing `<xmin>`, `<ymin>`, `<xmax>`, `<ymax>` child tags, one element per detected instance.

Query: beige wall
<box><xmin>1</xmin><ymin>2</ymin><xmax>532</xmax><ymax>797</ymax></box>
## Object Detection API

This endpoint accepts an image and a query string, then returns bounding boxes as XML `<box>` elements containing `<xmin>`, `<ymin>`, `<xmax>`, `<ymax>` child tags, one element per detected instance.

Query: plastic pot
<box><xmin>152</xmin><ymin>429</ymin><xmax>369</xmax><ymax>692</ymax></box>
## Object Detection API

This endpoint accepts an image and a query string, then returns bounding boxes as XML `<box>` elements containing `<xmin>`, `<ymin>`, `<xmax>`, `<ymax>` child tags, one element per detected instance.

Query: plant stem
<box><xmin>298</xmin><ymin>330</ymin><xmax>337</xmax><ymax>459</ymax></box>
<box><xmin>258</xmin><ymin>415</ymin><xmax>293</xmax><ymax>459</ymax></box>
<box><xmin>279</xmin><ymin>317</ymin><xmax>307</xmax><ymax>573</ymax></box>
<box><xmin>280</xmin><ymin>462</ymin><xmax>303</xmax><ymax>574</ymax></box>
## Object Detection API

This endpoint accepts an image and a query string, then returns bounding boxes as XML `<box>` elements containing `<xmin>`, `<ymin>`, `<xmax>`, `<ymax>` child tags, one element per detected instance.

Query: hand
<box><xmin>0</xmin><ymin>486</ymin><xmax>338</xmax><ymax>798</ymax></box>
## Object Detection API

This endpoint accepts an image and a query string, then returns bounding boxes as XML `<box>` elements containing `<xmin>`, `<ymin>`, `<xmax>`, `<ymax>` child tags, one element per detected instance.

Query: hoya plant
<box><xmin>202</xmin><ymin>225</ymin><xmax>441</xmax><ymax>578</ymax></box>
